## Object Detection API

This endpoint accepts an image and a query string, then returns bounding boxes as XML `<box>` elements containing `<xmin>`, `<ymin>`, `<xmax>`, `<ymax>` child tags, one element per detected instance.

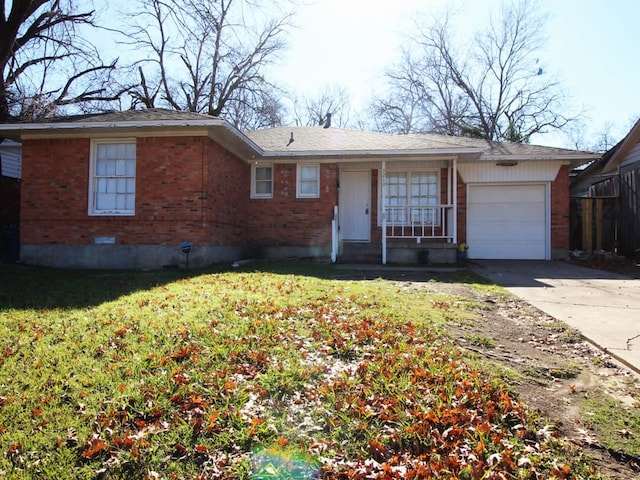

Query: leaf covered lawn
<box><xmin>0</xmin><ymin>265</ymin><xmax>600</xmax><ymax>479</ymax></box>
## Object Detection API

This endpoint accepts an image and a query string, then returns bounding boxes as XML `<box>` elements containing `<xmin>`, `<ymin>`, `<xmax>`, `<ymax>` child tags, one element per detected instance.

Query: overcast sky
<box><xmin>266</xmin><ymin>0</ymin><xmax>640</xmax><ymax>148</ymax></box>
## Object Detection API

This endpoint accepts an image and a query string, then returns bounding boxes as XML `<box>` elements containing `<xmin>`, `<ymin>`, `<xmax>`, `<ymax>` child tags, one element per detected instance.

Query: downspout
<box><xmin>615</xmin><ymin>166</ymin><xmax>620</xmax><ymax>254</ymax></box>
<box><xmin>381</xmin><ymin>160</ymin><xmax>387</xmax><ymax>265</ymax></box>
<box><xmin>201</xmin><ymin>138</ymin><xmax>206</xmax><ymax>228</ymax></box>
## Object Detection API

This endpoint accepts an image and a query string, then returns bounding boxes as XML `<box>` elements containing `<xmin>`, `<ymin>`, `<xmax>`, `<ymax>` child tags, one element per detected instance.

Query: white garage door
<box><xmin>467</xmin><ymin>184</ymin><xmax>547</xmax><ymax>260</ymax></box>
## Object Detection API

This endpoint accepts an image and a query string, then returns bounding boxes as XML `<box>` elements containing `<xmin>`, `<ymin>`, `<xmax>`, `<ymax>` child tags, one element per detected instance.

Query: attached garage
<box><xmin>467</xmin><ymin>184</ymin><xmax>549</xmax><ymax>260</ymax></box>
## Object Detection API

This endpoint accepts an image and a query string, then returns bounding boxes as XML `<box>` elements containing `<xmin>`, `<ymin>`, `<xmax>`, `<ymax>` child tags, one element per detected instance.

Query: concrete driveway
<box><xmin>470</xmin><ymin>260</ymin><xmax>640</xmax><ymax>375</ymax></box>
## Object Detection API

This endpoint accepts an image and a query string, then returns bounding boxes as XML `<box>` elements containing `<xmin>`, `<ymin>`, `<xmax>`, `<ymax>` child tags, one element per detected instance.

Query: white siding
<box><xmin>458</xmin><ymin>161</ymin><xmax>562</xmax><ymax>183</ymax></box>
<box><xmin>0</xmin><ymin>141</ymin><xmax>21</xmax><ymax>179</ymax></box>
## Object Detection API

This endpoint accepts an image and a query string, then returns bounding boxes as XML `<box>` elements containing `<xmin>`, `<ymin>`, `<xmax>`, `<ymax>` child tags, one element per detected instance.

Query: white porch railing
<box><xmin>380</xmin><ymin>158</ymin><xmax>457</xmax><ymax>264</ymax></box>
<box><xmin>384</xmin><ymin>204</ymin><xmax>455</xmax><ymax>240</ymax></box>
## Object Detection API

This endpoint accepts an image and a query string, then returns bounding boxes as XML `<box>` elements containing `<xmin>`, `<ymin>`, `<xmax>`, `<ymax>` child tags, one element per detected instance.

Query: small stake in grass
<box><xmin>181</xmin><ymin>241</ymin><xmax>191</xmax><ymax>268</ymax></box>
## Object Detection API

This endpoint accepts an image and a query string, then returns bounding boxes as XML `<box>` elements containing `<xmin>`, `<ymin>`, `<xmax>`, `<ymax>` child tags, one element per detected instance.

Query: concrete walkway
<box><xmin>470</xmin><ymin>260</ymin><xmax>640</xmax><ymax>375</ymax></box>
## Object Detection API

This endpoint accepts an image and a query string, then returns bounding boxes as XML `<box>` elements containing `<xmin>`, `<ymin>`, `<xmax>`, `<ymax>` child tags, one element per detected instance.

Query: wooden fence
<box><xmin>570</xmin><ymin>166</ymin><xmax>640</xmax><ymax>258</ymax></box>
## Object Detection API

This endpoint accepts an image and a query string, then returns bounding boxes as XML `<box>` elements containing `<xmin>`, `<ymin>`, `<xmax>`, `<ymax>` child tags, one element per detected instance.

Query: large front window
<box><xmin>384</xmin><ymin>171</ymin><xmax>439</xmax><ymax>224</ymax></box>
<box><xmin>89</xmin><ymin>140</ymin><xmax>136</xmax><ymax>215</ymax></box>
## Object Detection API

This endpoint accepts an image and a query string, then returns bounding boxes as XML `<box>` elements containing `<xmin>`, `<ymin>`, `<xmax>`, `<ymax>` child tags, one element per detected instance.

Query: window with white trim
<box><xmin>297</xmin><ymin>164</ymin><xmax>320</xmax><ymax>198</ymax></box>
<box><xmin>89</xmin><ymin>140</ymin><xmax>136</xmax><ymax>216</ymax></box>
<box><xmin>383</xmin><ymin>171</ymin><xmax>439</xmax><ymax>224</ymax></box>
<box><xmin>251</xmin><ymin>163</ymin><xmax>273</xmax><ymax>198</ymax></box>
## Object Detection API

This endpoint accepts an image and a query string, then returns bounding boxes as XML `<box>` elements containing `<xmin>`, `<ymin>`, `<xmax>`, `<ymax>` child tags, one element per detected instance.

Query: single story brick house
<box><xmin>0</xmin><ymin>109</ymin><xmax>599</xmax><ymax>268</ymax></box>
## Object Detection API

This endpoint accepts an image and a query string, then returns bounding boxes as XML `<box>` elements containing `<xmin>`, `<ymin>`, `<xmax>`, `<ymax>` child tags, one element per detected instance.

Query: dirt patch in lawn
<box><xmin>415</xmin><ymin>278</ymin><xmax>640</xmax><ymax>479</ymax></box>
<box><xmin>332</xmin><ymin>267</ymin><xmax>640</xmax><ymax>479</ymax></box>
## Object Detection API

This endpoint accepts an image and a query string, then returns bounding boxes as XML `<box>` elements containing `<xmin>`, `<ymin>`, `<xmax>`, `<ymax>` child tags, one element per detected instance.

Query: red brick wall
<box><xmin>247</xmin><ymin>163</ymin><xmax>338</xmax><ymax>247</ymax></box>
<box><xmin>204</xmin><ymin>142</ymin><xmax>249</xmax><ymax>246</ymax></box>
<box><xmin>21</xmin><ymin>138</ymin><xmax>90</xmax><ymax>244</ymax></box>
<box><xmin>20</xmin><ymin>136</ymin><xmax>249</xmax><ymax>247</ymax></box>
<box><xmin>551</xmin><ymin>164</ymin><xmax>570</xmax><ymax>249</ymax></box>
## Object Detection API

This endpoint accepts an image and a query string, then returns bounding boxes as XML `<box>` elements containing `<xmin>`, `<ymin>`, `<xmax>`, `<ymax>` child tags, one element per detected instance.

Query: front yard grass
<box><xmin>0</xmin><ymin>263</ymin><xmax>603</xmax><ymax>479</ymax></box>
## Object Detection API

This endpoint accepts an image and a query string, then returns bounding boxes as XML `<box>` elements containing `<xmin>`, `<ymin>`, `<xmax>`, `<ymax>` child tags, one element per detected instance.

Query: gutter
<box><xmin>4</xmin><ymin>118</ymin><xmax>236</xmax><ymax>129</ymax></box>
<box><xmin>0</xmin><ymin>118</ymin><xmax>265</xmax><ymax>159</ymax></box>
<box><xmin>218</xmin><ymin>120</ymin><xmax>264</xmax><ymax>157</ymax></box>
<box><xmin>262</xmin><ymin>147</ymin><xmax>484</xmax><ymax>159</ymax></box>
<box><xmin>479</xmin><ymin>153</ymin><xmax>601</xmax><ymax>162</ymax></box>
<box><xmin>0</xmin><ymin>118</ymin><xmax>229</xmax><ymax>133</ymax></box>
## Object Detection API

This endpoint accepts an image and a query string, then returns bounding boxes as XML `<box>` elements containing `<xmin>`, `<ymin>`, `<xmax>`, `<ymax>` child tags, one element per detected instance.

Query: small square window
<box><xmin>251</xmin><ymin>163</ymin><xmax>273</xmax><ymax>198</ymax></box>
<box><xmin>297</xmin><ymin>164</ymin><xmax>319</xmax><ymax>198</ymax></box>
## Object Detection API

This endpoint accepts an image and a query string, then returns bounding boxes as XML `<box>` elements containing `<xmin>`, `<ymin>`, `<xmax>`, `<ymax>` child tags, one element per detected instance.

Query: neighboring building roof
<box><xmin>570</xmin><ymin>118</ymin><xmax>640</xmax><ymax>196</ymax></box>
<box><xmin>601</xmin><ymin>119</ymin><xmax>640</xmax><ymax>173</ymax></box>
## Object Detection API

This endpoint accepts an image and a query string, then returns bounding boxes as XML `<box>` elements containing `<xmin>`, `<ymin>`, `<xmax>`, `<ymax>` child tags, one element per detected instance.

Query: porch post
<box><xmin>447</xmin><ymin>163</ymin><xmax>452</xmax><ymax>242</ymax></box>
<box><xmin>331</xmin><ymin>205</ymin><xmax>338</xmax><ymax>263</ymax></box>
<box><xmin>452</xmin><ymin>157</ymin><xmax>458</xmax><ymax>244</ymax></box>
<box><xmin>381</xmin><ymin>160</ymin><xmax>387</xmax><ymax>265</ymax></box>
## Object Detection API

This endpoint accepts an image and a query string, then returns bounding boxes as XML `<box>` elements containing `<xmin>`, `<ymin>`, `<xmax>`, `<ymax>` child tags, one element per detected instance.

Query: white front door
<box><xmin>339</xmin><ymin>170</ymin><xmax>371</xmax><ymax>241</ymax></box>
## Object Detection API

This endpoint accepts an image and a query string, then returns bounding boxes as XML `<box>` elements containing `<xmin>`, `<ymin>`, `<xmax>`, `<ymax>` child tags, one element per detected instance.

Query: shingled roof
<box><xmin>247</xmin><ymin>126</ymin><xmax>470</xmax><ymax>152</ymax></box>
<box><xmin>0</xmin><ymin>108</ymin><xmax>262</xmax><ymax>160</ymax></box>
<box><xmin>0</xmin><ymin>108</ymin><xmax>600</xmax><ymax>164</ymax></box>
<box><xmin>11</xmin><ymin>108</ymin><xmax>220</xmax><ymax>124</ymax></box>
<box><xmin>246</xmin><ymin>125</ymin><xmax>599</xmax><ymax>163</ymax></box>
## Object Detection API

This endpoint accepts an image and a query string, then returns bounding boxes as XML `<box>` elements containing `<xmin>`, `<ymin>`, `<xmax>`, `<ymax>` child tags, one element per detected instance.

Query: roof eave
<box><xmin>208</xmin><ymin>122</ymin><xmax>264</xmax><ymax>159</ymax></box>
<box><xmin>480</xmin><ymin>153</ymin><xmax>601</xmax><ymax>166</ymax></box>
<box><xmin>0</xmin><ymin>119</ymin><xmax>228</xmax><ymax>133</ymax></box>
<box><xmin>0</xmin><ymin>119</ymin><xmax>264</xmax><ymax>159</ymax></box>
<box><xmin>262</xmin><ymin>147</ymin><xmax>484</xmax><ymax>160</ymax></box>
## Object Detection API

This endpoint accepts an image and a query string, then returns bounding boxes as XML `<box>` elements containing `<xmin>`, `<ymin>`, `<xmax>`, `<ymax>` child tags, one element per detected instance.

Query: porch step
<box><xmin>338</xmin><ymin>242</ymin><xmax>382</xmax><ymax>263</ymax></box>
<box><xmin>339</xmin><ymin>241</ymin><xmax>458</xmax><ymax>265</ymax></box>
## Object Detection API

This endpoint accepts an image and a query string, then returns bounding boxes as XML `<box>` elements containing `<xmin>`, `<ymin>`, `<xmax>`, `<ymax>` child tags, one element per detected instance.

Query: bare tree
<box><xmin>292</xmin><ymin>85</ymin><xmax>351</xmax><ymax>127</ymax></box>
<box><xmin>124</xmin><ymin>0</ymin><xmax>292</xmax><ymax>130</ymax></box>
<box><xmin>0</xmin><ymin>0</ymin><xmax>126</xmax><ymax>122</ymax></box>
<box><xmin>373</xmin><ymin>0</ymin><xmax>575</xmax><ymax>142</ymax></box>
<box><xmin>224</xmin><ymin>88</ymin><xmax>287</xmax><ymax>131</ymax></box>
<box><xmin>566</xmin><ymin>118</ymin><xmax>639</xmax><ymax>153</ymax></box>
<box><xmin>368</xmin><ymin>50</ymin><xmax>444</xmax><ymax>134</ymax></box>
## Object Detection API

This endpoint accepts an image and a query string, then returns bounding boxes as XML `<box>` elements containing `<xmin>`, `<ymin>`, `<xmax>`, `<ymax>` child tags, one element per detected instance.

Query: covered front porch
<box><xmin>332</xmin><ymin>157</ymin><xmax>461</xmax><ymax>264</ymax></box>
